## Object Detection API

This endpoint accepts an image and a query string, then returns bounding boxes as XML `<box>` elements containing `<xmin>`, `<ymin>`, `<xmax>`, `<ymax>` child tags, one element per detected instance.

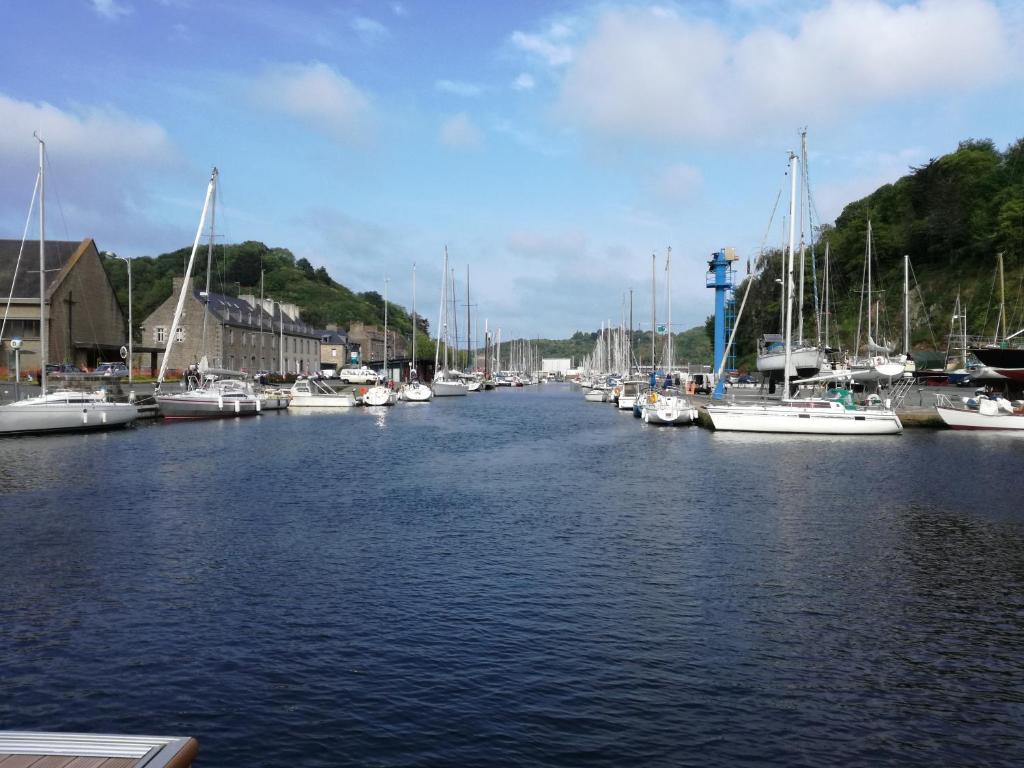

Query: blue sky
<box><xmin>2</xmin><ymin>0</ymin><xmax>1021</xmax><ymax>337</ymax></box>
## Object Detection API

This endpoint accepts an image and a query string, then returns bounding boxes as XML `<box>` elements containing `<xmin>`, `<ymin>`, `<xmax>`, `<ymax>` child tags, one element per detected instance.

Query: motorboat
<box><xmin>362</xmin><ymin>384</ymin><xmax>398</xmax><ymax>406</ymax></box>
<box><xmin>288</xmin><ymin>378</ymin><xmax>357</xmax><ymax>407</ymax></box>
<box><xmin>935</xmin><ymin>392</ymin><xmax>1024</xmax><ymax>430</ymax></box>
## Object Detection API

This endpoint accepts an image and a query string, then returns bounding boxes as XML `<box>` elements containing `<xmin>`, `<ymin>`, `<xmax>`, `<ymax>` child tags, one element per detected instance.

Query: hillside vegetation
<box><xmin>725</xmin><ymin>138</ymin><xmax>1024</xmax><ymax>369</ymax></box>
<box><xmin>102</xmin><ymin>240</ymin><xmax>433</xmax><ymax>359</ymax></box>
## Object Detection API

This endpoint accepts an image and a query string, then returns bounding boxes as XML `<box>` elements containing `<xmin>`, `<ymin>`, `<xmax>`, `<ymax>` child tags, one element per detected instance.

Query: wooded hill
<box><xmin>103</xmin><ymin>138</ymin><xmax>1022</xmax><ymax>371</ymax></box>
<box><xmin>102</xmin><ymin>240</ymin><xmax>433</xmax><ymax>359</ymax></box>
<box><xmin>725</xmin><ymin>137</ymin><xmax>1024</xmax><ymax>370</ymax></box>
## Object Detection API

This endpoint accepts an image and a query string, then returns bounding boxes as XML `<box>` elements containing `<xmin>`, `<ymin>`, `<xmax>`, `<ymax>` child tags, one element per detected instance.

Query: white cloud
<box><xmin>351</xmin><ymin>16</ymin><xmax>388</xmax><ymax>42</ymax></box>
<box><xmin>507</xmin><ymin>230</ymin><xmax>587</xmax><ymax>261</ymax></box>
<box><xmin>91</xmin><ymin>0</ymin><xmax>131</xmax><ymax>20</ymax></box>
<box><xmin>439</xmin><ymin>113</ymin><xmax>483</xmax><ymax>149</ymax></box>
<box><xmin>435</xmin><ymin>79</ymin><xmax>484</xmax><ymax>97</ymax></box>
<box><xmin>250</xmin><ymin>62</ymin><xmax>371</xmax><ymax>142</ymax></box>
<box><xmin>0</xmin><ymin>92</ymin><xmax>184</xmax><ymax>253</ymax></box>
<box><xmin>652</xmin><ymin>163</ymin><xmax>703</xmax><ymax>205</ymax></box>
<box><xmin>510</xmin><ymin>19</ymin><xmax>576</xmax><ymax>67</ymax></box>
<box><xmin>0</xmin><ymin>93</ymin><xmax>172</xmax><ymax>165</ymax></box>
<box><xmin>512</xmin><ymin>73</ymin><xmax>535</xmax><ymax>91</ymax></box>
<box><xmin>558</xmin><ymin>0</ymin><xmax>1011</xmax><ymax>142</ymax></box>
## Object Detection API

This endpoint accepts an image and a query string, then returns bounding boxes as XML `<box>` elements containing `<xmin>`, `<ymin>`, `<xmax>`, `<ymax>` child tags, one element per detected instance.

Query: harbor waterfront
<box><xmin>2</xmin><ymin>383</ymin><xmax>1024</xmax><ymax>766</ymax></box>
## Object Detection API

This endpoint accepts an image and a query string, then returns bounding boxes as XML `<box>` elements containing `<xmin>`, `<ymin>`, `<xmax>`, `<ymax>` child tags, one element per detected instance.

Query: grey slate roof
<box><xmin>0</xmin><ymin>239</ymin><xmax>82</xmax><ymax>299</ymax></box>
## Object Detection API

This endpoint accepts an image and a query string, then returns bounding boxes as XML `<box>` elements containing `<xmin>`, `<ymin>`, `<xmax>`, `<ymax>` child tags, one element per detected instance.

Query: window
<box><xmin>175</xmin><ymin>327</ymin><xmax>185</xmax><ymax>342</ymax></box>
<box><xmin>155</xmin><ymin>326</ymin><xmax>166</xmax><ymax>343</ymax></box>
<box><xmin>229</xmin><ymin>329</ymin><xmax>234</xmax><ymax>344</ymax></box>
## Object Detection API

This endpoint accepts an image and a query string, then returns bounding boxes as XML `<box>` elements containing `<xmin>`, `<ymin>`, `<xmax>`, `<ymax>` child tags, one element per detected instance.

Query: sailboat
<box><xmin>705</xmin><ymin>151</ymin><xmax>903</xmax><ymax>435</ymax></box>
<box><xmin>969</xmin><ymin>252</ymin><xmax>1024</xmax><ymax>382</ymax></box>
<box><xmin>154</xmin><ymin>168</ymin><xmax>261</xmax><ymax>419</ymax></box>
<box><xmin>362</xmin><ymin>277</ymin><xmax>398</xmax><ymax>406</ymax></box>
<box><xmin>640</xmin><ymin>247</ymin><xmax>697</xmax><ymax>425</ymax></box>
<box><xmin>400</xmin><ymin>263</ymin><xmax>433</xmax><ymax>402</ymax></box>
<box><xmin>756</xmin><ymin>129</ymin><xmax>823</xmax><ymax>383</ymax></box>
<box><xmin>431</xmin><ymin>247</ymin><xmax>467</xmax><ymax>397</ymax></box>
<box><xmin>0</xmin><ymin>135</ymin><xmax>138</xmax><ymax>435</ymax></box>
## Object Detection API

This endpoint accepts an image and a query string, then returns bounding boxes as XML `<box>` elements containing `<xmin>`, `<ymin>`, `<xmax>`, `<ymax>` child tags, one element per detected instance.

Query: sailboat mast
<box><xmin>36</xmin><ymin>133</ymin><xmax>46</xmax><ymax>396</ymax></box>
<box><xmin>466</xmin><ymin>265</ymin><xmax>470</xmax><ymax>372</ymax></box>
<box><xmin>824</xmin><ymin>242</ymin><xmax>830</xmax><ymax>349</ymax></box>
<box><xmin>412</xmin><ymin>263</ymin><xmax>417</xmax><ymax>379</ymax></box>
<box><xmin>783</xmin><ymin>151</ymin><xmax>799</xmax><ymax>399</ymax></box>
<box><xmin>666</xmin><ymin>246</ymin><xmax>672</xmax><ymax>373</ymax></box>
<box><xmin>651</xmin><ymin>252</ymin><xmax>656</xmax><ymax>371</ymax></box>
<box><xmin>997</xmin><ymin>251</ymin><xmax>1006</xmax><ymax>343</ymax></box>
<box><xmin>201</xmin><ymin>177</ymin><xmax>217</xmax><ymax>357</ymax></box>
<box><xmin>797</xmin><ymin>128</ymin><xmax>807</xmax><ymax>346</ymax></box>
<box><xmin>904</xmin><ymin>253</ymin><xmax>910</xmax><ymax>356</ymax></box>
<box><xmin>383</xmin><ymin>276</ymin><xmax>389</xmax><ymax>383</ymax></box>
<box><xmin>157</xmin><ymin>167</ymin><xmax>217</xmax><ymax>386</ymax></box>
<box><xmin>435</xmin><ymin>248</ymin><xmax>447</xmax><ymax>376</ymax></box>
<box><xmin>867</xmin><ymin>220</ymin><xmax>873</xmax><ymax>356</ymax></box>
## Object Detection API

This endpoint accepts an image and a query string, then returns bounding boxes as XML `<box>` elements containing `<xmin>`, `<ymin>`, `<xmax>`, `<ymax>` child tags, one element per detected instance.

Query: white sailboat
<box><xmin>641</xmin><ymin>247</ymin><xmax>697</xmax><ymax>425</ymax></box>
<box><xmin>154</xmin><ymin>168</ymin><xmax>260</xmax><ymax>419</ymax></box>
<box><xmin>705</xmin><ymin>151</ymin><xmax>902</xmax><ymax>435</ymax></box>
<box><xmin>400</xmin><ymin>263</ymin><xmax>433</xmax><ymax>402</ymax></box>
<box><xmin>431</xmin><ymin>247</ymin><xmax>467</xmax><ymax>397</ymax></box>
<box><xmin>0</xmin><ymin>135</ymin><xmax>138</xmax><ymax>435</ymax></box>
<box><xmin>362</xmin><ymin>277</ymin><xmax>398</xmax><ymax>406</ymax></box>
<box><xmin>756</xmin><ymin>129</ymin><xmax>823</xmax><ymax>382</ymax></box>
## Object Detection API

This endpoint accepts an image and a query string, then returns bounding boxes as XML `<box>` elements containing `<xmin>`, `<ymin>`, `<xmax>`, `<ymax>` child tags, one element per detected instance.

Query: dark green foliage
<box><xmin>100</xmin><ymin>242</ymin><xmax>428</xmax><ymax>348</ymax></box>
<box><xmin>724</xmin><ymin>137</ymin><xmax>1024</xmax><ymax>368</ymax></box>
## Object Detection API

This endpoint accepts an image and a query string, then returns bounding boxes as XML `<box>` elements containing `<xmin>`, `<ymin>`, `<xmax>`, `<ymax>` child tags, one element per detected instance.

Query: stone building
<box><xmin>0</xmin><ymin>238</ymin><xmax>126</xmax><ymax>375</ymax></box>
<box><xmin>319</xmin><ymin>325</ymin><xmax>360</xmax><ymax>371</ymax></box>
<box><xmin>139</xmin><ymin>277</ymin><xmax>321</xmax><ymax>375</ymax></box>
<box><xmin>347</xmin><ymin>321</ymin><xmax>408</xmax><ymax>364</ymax></box>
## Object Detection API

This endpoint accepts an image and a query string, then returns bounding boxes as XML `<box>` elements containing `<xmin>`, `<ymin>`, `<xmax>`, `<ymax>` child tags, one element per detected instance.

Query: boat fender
<box><xmin>102</xmin><ymin>411</ymin><xmax>107</xmax><ymax>424</ymax></box>
<box><xmin>255</xmin><ymin>397</ymin><xmax>262</xmax><ymax>413</ymax></box>
<box><xmin>234</xmin><ymin>399</ymin><xmax>241</xmax><ymax>413</ymax></box>
<box><xmin>218</xmin><ymin>395</ymin><xmax>224</xmax><ymax>410</ymax></box>
<box><xmin>81</xmin><ymin>408</ymin><xmax>88</xmax><ymax>424</ymax></box>
<box><xmin>884</xmin><ymin>398</ymin><xmax>891</xmax><ymax>410</ymax></box>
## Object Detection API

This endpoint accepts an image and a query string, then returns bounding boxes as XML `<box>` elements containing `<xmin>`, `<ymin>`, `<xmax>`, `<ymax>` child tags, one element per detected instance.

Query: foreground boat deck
<box><xmin>0</xmin><ymin>732</ymin><xmax>197</xmax><ymax>768</ymax></box>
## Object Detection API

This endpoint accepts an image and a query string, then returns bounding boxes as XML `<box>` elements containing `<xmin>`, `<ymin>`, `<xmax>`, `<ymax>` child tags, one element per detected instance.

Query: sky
<box><xmin>1</xmin><ymin>0</ymin><xmax>1021</xmax><ymax>338</ymax></box>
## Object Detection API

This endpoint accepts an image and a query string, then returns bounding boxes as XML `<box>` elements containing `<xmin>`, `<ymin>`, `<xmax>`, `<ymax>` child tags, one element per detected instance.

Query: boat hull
<box><xmin>157</xmin><ymin>394</ymin><xmax>260</xmax><ymax>418</ymax></box>
<box><xmin>936</xmin><ymin>406</ymin><xmax>1024</xmax><ymax>430</ymax></box>
<box><xmin>288</xmin><ymin>394</ymin><xmax>356</xmax><ymax>407</ymax></box>
<box><xmin>968</xmin><ymin>347</ymin><xmax>1024</xmax><ymax>382</ymax></box>
<box><xmin>362</xmin><ymin>386</ymin><xmax>398</xmax><ymax>406</ymax></box>
<box><xmin>431</xmin><ymin>380</ymin><xmax>467</xmax><ymax>397</ymax></box>
<box><xmin>0</xmin><ymin>401</ymin><xmax>138</xmax><ymax>435</ymax></box>
<box><xmin>400</xmin><ymin>383</ymin><xmax>433</xmax><ymax>401</ymax></box>
<box><xmin>705</xmin><ymin>403</ymin><xmax>903</xmax><ymax>434</ymax></box>
<box><xmin>757</xmin><ymin>347</ymin><xmax>822</xmax><ymax>379</ymax></box>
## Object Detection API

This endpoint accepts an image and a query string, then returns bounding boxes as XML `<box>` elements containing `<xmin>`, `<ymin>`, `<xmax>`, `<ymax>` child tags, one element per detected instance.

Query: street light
<box><xmin>118</xmin><ymin>255</ymin><xmax>132</xmax><ymax>383</ymax></box>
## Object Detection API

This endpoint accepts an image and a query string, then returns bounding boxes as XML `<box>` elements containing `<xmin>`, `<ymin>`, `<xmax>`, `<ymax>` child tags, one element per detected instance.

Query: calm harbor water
<box><xmin>2</xmin><ymin>383</ymin><xmax>1023</xmax><ymax>766</ymax></box>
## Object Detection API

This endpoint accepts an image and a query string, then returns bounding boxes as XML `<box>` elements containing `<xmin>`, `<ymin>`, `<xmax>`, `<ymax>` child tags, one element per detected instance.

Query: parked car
<box><xmin>738</xmin><ymin>374</ymin><xmax>758</xmax><ymax>385</ymax></box>
<box><xmin>45</xmin><ymin>362</ymin><xmax>83</xmax><ymax>374</ymax></box>
<box><xmin>93</xmin><ymin>361</ymin><xmax>129</xmax><ymax>377</ymax></box>
<box><xmin>337</xmin><ymin>366</ymin><xmax>379</xmax><ymax>384</ymax></box>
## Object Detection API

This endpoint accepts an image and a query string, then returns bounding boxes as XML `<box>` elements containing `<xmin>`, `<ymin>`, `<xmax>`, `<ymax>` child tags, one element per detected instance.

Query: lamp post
<box><xmin>118</xmin><ymin>255</ymin><xmax>132</xmax><ymax>383</ymax></box>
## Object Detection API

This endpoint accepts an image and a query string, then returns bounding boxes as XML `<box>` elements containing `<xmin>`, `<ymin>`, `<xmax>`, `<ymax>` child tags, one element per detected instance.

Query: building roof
<box><xmin>186</xmin><ymin>284</ymin><xmax>321</xmax><ymax>339</ymax></box>
<box><xmin>0</xmin><ymin>239</ymin><xmax>87</xmax><ymax>300</ymax></box>
<box><xmin>320</xmin><ymin>328</ymin><xmax>348</xmax><ymax>344</ymax></box>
